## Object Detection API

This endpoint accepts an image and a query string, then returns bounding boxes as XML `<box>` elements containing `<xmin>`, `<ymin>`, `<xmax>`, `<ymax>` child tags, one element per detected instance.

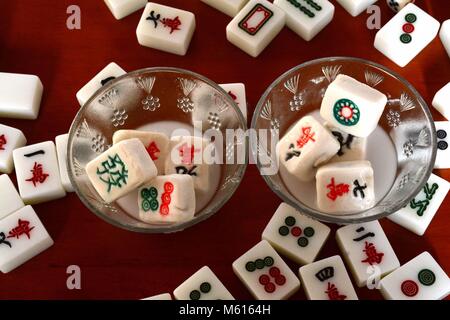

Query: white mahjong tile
<box><xmin>201</xmin><ymin>0</ymin><xmax>249</xmax><ymax>17</ymax></box>
<box><xmin>432</xmin><ymin>83</ymin><xmax>450</xmax><ymax>120</ymax></box>
<box><xmin>434</xmin><ymin>121</ymin><xmax>450</xmax><ymax>169</ymax></box>
<box><xmin>388</xmin><ymin>173</ymin><xmax>450</xmax><ymax>236</ymax></box>
<box><xmin>141</xmin><ymin>293</ymin><xmax>172</xmax><ymax>300</ymax></box>
<box><xmin>55</xmin><ymin>134</ymin><xmax>74</xmax><ymax>193</ymax></box>
<box><xmin>219</xmin><ymin>83</ymin><xmax>247</xmax><ymax>121</ymax></box>
<box><xmin>13</xmin><ymin>141</ymin><xmax>66</xmax><ymax>205</ymax></box>
<box><xmin>232</xmin><ymin>240</ymin><xmax>300</xmax><ymax>300</ymax></box>
<box><xmin>226</xmin><ymin>0</ymin><xmax>286</xmax><ymax>57</ymax></box>
<box><xmin>0</xmin><ymin>175</ymin><xmax>24</xmax><ymax>220</ymax></box>
<box><xmin>76</xmin><ymin>62</ymin><xmax>126</xmax><ymax>106</ymax></box>
<box><xmin>274</xmin><ymin>0</ymin><xmax>334</xmax><ymax>41</ymax></box>
<box><xmin>0</xmin><ymin>124</ymin><xmax>26</xmax><ymax>174</ymax></box>
<box><xmin>262</xmin><ymin>202</ymin><xmax>330</xmax><ymax>265</ymax></box>
<box><xmin>104</xmin><ymin>0</ymin><xmax>147</xmax><ymax>20</ymax></box>
<box><xmin>324</xmin><ymin>123</ymin><xmax>367</xmax><ymax>163</ymax></box>
<box><xmin>387</xmin><ymin>0</ymin><xmax>414</xmax><ymax>13</ymax></box>
<box><xmin>336</xmin><ymin>221</ymin><xmax>400</xmax><ymax>288</ymax></box>
<box><xmin>112</xmin><ymin>130</ymin><xmax>169</xmax><ymax>175</ymax></box>
<box><xmin>0</xmin><ymin>205</ymin><xmax>54</xmax><ymax>273</ymax></box>
<box><xmin>336</xmin><ymin>0</ymin><xmax>377</xmax><ymax>17</ymax></box>
<box><xmin>441</xmin><ymin>20</ymin><xmax>450</xmax><ymax>58</ymax></box>
<box><xmin>0</xmin><ymin>72</ymin><xmax>43</xmax><ymax>120</ymax></box>
<box><xmin>136</xmin><ymin>2</ymin><xmax>196</xmax><ymax>56</ymax></box>
<box><xmin>374</xmin><ymin>3</ymin><xmax>440</xmax><ymax>67</ymax></box>
<box><xmin>299</xmin><ymin>255</ymin><xmax>358</xmax><ymax>300</ymax></box>
<box><xmin>174</xmin><ymin>266</ymin><xmax>234</xmax><ymax>300</ymax></box>
<box><xmin>380</xmin><ymin>252</ymin><xmax>450</xmax><ymax>300</ymax></box>
<box><xmin>86</xmin><ymin>138</ymin><xmax>157</xmax><ymax>203</ymax></box>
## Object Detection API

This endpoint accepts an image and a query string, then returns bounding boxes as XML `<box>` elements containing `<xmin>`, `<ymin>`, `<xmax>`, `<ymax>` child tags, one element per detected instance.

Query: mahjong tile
<box><xmin>387</xmin><ymin>0</ymin><xmax>414</xmax><ymax>13</ymax></box>
<box><xmin>0</xmin><ymin>72</ymin><xmax>43</xmax><ymax>120</ymax></box>
<box><xmin>0</xmin><ymin>124</ymin><xmax>26</xmax><ymax>174</ymax></box>
<box><xmin>0</xmin><ymin>205</ymin><xmax>54</xmax><ymax>273</ymax></box>
<box><xmin>441</xmin><ymin>20</ymin><xmax>450</xmax><ymax>58</ymax></box>
<box><xmin>55</xmin><ymin>134</ymin><xmax>74</xmax><ymax>193</ymax></box>
<box><xmin>262</xmin><ymin>202</ymin><xmax>330</xmax><ymax>265</ymax></box>
<box><xmin>273</xmin><ymin>0</ymin><xmax>335</xmax><ymax>41</ymax></box>
<box><xmin>201</xmin><ymin>0</ymin><xmax>249</xmax><ymax>17</ymax></box>
<box><xmin>232</xmin><ymin>240</ymin><xmax>300</xmax><ymax>300</ymax></box>
<box><xmin>76</xmin><ymin>62</ymin><xmax>126</xmax><ymax>106</ymax></box>
<box><xmin>13</xmin><ymin>141</ymin><xmax>66</xmax><ymax>205</ymax></box>
<box><xmin>141</xmin><ymin>293</ymin><xmax>172</xmax><ymax>300</ymax></box>
<box><xmin>136</xmin><ymin>2</ymin><xmax>196</xmax><ymax>56</ymax></box>
<box><xmin>174</xmin><ymin>266</ymin><xmax>234</xmax><ymax>300</ymax></box>
<box><xmin>336</xmin><ymin>0</ymin><xmax>377</xmax><ymax>17</ymax></box>
<box><xmin>434</xmin><ymin>121</ymin><xmax>450</xmax><ymax>169</ymax></box>
<box><xmin>432</xmin><ymin>83</ymin><xmax>450</xmax><ymax>120</ymax></box>
<box><xmin>104</xmin><ymin>0</ymin><xmax>147</xmax><ymax>20</ymax></box>
<box><xmin>374</xmin><ymin>3</ymin><xmax>440</xmax><ymax>67</ymax></box>
<box><xmin>380</xmin><ymin>252</ymin><xmax>450</xmax><ymax>300</ymax></box>
<box><xmin>388</xmin><ymin>173</ymin><xmax>450</xmax><ymax>236</ymax></box>
<box><xmin>324</xmin><ymin>123</ymin><xmax>367</xmax><ymax>163</ymax></box>
<box><xmin>226</xmin><ymin>0</ymin><xmax>286</xmax><ymax>57</ymax></box>
<box><xmin>0</xmin><ymin>175</ymin><xmax>24</xmax><ymax>220</ymax></box>
<box><xmin>299</xmin><ymin>255</ymin><xmax>358</xmax><ymax>300</ymax></box>
<box><xmin>219</xmin><ymin>83</ymin><xmax>247</xmax><ymax>121</ymax></box>
<box><xmin>336</xmin><ymin>221</ymin><xmax>400</xmax><ymax>288</ymax></box>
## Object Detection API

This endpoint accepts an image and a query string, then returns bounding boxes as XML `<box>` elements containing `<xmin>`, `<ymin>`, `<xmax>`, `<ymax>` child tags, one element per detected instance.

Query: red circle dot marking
<box><xmin>160</xmin><ymin>205</ymin><xmax>169</xmax><ymax>215</ymax></box>
<box><xmin>291</xmin><ymin>226</ymin><xmax>302</xmax><ymax>237</ymax></box>
<box><xmin>269</xmin><ymin>267</ymin><xmax>280</xmax><ymax>277</ymax></box>
<box><xmin>340</xmin><ymin>106</ymin><xmax>354</xmax><ymax>119</ymax></box>
<box><xmin>402</xmin><ymin>23</ymin><xmax>415</xmax><ymax>33</ymax></box>
<box><xmin>401</xmin><ymin>280</ymin><xmax>419</xmax><ymax>297</ymax></box>
<box><xmin>275</xmin><ymin>275</ymin><xmax>286</xmax><ymax>286</ymax></box>
<box><xmin>264</xmin><ymin>282</ymin><xmax>276</xmax><ymax>293</ymax></box>
<box><xmin>259</xmin><ymin>275</ymin><xmax>270</xmax><ymax>285</ymax></box>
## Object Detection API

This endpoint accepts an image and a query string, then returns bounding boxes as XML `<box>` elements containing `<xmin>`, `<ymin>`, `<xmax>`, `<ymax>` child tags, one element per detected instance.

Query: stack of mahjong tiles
<box><xmin>85</xmin><ymin>130</ymin><xmax>217</xmax><ymax>225</ymax></box>
<box><xmin>277</xmin><ymin>74</ymin><xmax>388</xmax><ymax>214</ymax></box>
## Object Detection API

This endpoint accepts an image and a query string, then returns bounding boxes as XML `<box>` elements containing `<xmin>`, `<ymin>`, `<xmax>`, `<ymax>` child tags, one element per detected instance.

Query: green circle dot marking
<box><xmin>149</xmin><ymin>187</ymin><xmax>158</xmax><ymax>198</ymax></box>
<box><xmin>141</xmin><ymin>200</ymin><xmax>151</xmax><ymax>212</ymax></box>
<box><xmin>298</xmin><ymin>237</ymin><xmax>309</xmax><ymax>247</ymax></box>
<box><xmin>255</xmin><ymin>259</ymin><xmax>265</xmax><ymax>269</ymax></box>
<box><xmin>400</xmin><ymin>33</ymin><xmax>412</xmax><ymax>44</ymax></box>
<box><xmin>285</xmin><ymin>216</ymin><xmax>296</xmax><ymax>226</ymax></box>
<box><xmin>264</xmin><ymin>256</ymin><xmax>274</xmax><ymax>267</ymax></box>
<box><xmin>141</xmin><ymin>188</ymin><xmax>151</xmax><ymax>199</ymax></box>
<box><xmin>418</xmin><ymin>269</ymin><xmax>436</xmax><ymax>286</ymax></box>
<box><xmin>190</xmin><ymin>290</ymin><xmax>201</xmax><ymax>300</ymax></box>
<box><xmin>279</xmin><ymin>226</ymin><xmax>289</xmax><ymax>236</ymax></box>
<box><xmin>245</xmin><ymin>261</ymin><xmax>256</xmax><ymax>272</ymax></box>
<box><xmin>149</xmin><ymin>199</ymin><xmax>159</xmax><ymax>211</ymax></box>
<box><xmin>304</xmin><ymin>227</ymin><xmax>315</xmax><ymax>237</ymax></box>
<box><xmin>200</xmin><ymin>282</ymin><xmax>211</xmax><ymax>293</ymax></box>
<box><xmin>333</xmin><ymin>99</ymin><xmax>360</xmax><ymax>126</ymax></box>
<box><xmin>405</xmin><ymin>13</ymin><xmax>417</xmax><ymax>23</ymax></box>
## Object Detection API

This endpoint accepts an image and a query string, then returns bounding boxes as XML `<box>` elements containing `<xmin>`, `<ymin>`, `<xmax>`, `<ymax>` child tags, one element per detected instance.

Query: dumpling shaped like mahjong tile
<box><xmin>324</xmin><ymin>122</ymin><xmax>367</xmax><ymax>163</ymax></box>
<box><xmin>138</xmin><ymin>174</ymin><xmax>195</xmax><ymax>224</ymax></box>
<box><xmin>13</xmin><ymin>141</ymin><xmax>66</xmax><ymax>205</ymax></box>
<box><xmin>432</xmin><ymin>83</ymin><xmax>450</xmax><ymax>120</ymax></box>
<box><xmin>136</xmin><ymin>2</ymin><xmax>196</xmax><ymax>56</ymax></box>
<box><xmin>336</xmin><ymin>220</ymin><xmax>400</xmax><ymax>288</ymax></box>
<box><xmin>298</xmin><ymin>255</ymin><xmax>358</xmax><ymax>300</ymax></box>
<box><xmin>201</xmin><ymin>0</ymin><xmax>249</xmax><ymax>17</ymax></box>
<box><xmin>388</xmin><ymin>173</ymin><xmax>450</xmax><ymax>236</ymax></box>
<box><xmin>277</xmin><ymin>115</ymin><xmax>340</xmax><ymax>182</ymax></box>
<box><xmin>316</xmin><ymin>160</ymin><xmax>375</xmax><ymax>214</ymax></box>
<box><xmin>336</xmin><ymin>0</ymin><xmax>377</xmax><ymax>17</ymax></box>
<box><xmin>380</xmin><ymin>252</ymin><xmax>450</xmax><ymax>300</ymax></box>
<box><xmin>173</xmin><ymin>266</ymin><xmax>235</xmax><ymax>300</ymax></box>
<box><xmin>232</xmin><ymin>240</ymin><xmax>300</xmax><ymax>300</ymax></box>
<box><xmin>0</xmin><ymin>175</ymin><xmax>24</xmax><ymax>220</ymax></box>
<box><xmin>320</xmin><ymin>74</ymin><xmax>387</xmax><ymax>138</ymax></box>
<box><xmin>165</xmin><ymin>136</ymin><xmax>214</xmax><ymax>193</ymax></box>
<box><xmin>374</xmin><ymin>3</ymin><xmax>440</xmax><ymax>67</ymax></box>
<box><xmin>113</xmin><ymin>130</ymin><xmax>169</xmax><ymax>175</ymax></box>
<box><xmin>86</xmin><ymin>138</ymin><xmax>157</xmax><ymax>203</ymax></box>
<box><xmin>262</xmin><ymin>202</ymin><xmax>330</xmax><ymax>265</ymax></box>
<box><xmin>273</xmin><ymin>0</ymin><xmax>335</xmax><ymax>41</ymax></box>
<box><xmin>0</xmin><ymin>205</ymin><xmax>54</xmax><ymax>273</ymax></box>
<box><xmin>433</xmin><ymin>121</ymin><xmax>450</xmax><ymax>169</ymax></box>
<box><xmin>0</xmin><ymin>124</ymin><xmax>26</xmax><ymax>174</ymax></box>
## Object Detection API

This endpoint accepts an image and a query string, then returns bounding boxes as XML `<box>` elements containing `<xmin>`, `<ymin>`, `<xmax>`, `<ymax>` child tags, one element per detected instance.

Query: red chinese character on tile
<box><xmin>296</xmin><ymin>126</ymin><xmax>316</xmax><ymax>148</ymax></box>
<box><xmin>361</xmin><ymin>241</ymin><xmax>384</xmax><ymax>265</ymax></box>
<box><xmin>228</xmin><ymin>91</ymin><xmax>238</xmax><ymax>104</ymax></box>
<box><xmin>161</xmin><ymin>16</ymin><xmax>181</xmax><ymax>34</ymax></box>
<box><xmin>178</xmin><ymin>143</ymin><xmax>200</xmax><ymax>165</ymax></box>
<box><xmin>326</xmin><ymin>178</ymin><xmax>350</xmax><ymax>201</ymax></box>
<box><xmin>7</xmin><ymin>219</ymin><xmax>35</xmax><ymax>240</ymax></box>
<box><xmin>0</xmin><ymin>134</ymin><xmax>6</xmax><ymax>151</ymax></box>
<box><xmin>326</xmin><ymin>282</ymin><xmax>347</xmax><ymax>300</ymax></box>
<box><xmin>26</xmin><ymin>162</ymin><xmax>49</xmax><ymax>187</ymax></box>
<box><xmin>146</xmin><ymin>141</ymin><xmax>160</xmax><ymax>161</ymax></box>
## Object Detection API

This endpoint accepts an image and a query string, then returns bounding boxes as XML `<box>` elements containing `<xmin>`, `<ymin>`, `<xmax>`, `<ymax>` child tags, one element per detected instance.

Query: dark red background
<box><xmin>0</xmin><ymin>0</ymin><xmax>449</xmax><ymax>300</ymax></box>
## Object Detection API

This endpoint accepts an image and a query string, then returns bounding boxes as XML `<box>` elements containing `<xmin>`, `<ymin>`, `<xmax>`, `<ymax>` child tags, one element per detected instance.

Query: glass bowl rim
<box><xmin>250</xmin><ymin>56</ymin><xmax>437</xmax><ymax>224</ymax></box>
<box><xmin>67</xmin><ymin>66</ymin><xmax>249</xmax><ymax>233</ymax></box>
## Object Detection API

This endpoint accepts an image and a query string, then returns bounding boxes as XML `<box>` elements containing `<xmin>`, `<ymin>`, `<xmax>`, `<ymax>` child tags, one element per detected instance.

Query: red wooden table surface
<box><xmin>0</xmin><ymin>0</ymin><xmax>449</xmax><ymax>300</ymax></box>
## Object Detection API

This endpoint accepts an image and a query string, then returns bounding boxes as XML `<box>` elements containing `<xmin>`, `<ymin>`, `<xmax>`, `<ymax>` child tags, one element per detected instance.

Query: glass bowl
<box><xmin>67</xmin><ymin>67</ymin><xmax>248</xmax><ymax>233</ymax></box>
<box><xmin>251</xmin><ymin>57</ymin><xmax>436</xmax><ymax>224</ymax></box>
